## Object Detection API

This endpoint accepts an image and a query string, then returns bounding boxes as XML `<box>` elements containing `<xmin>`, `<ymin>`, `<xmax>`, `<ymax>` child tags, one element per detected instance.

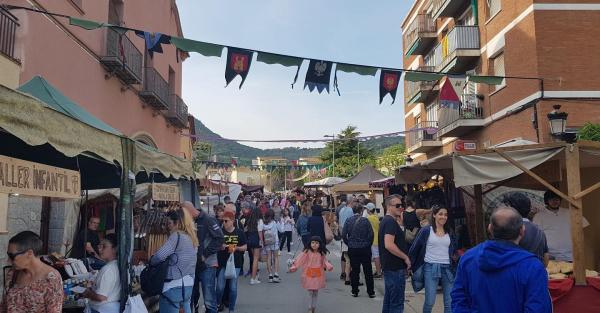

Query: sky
<box><xmin>177</xmin><ymin>0</ymin><xmax>412</xmax><ymax>149</ymax></box>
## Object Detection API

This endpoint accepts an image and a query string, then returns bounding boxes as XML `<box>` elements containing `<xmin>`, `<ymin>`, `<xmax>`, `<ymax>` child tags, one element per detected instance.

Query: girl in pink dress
<box><xmin>289</xmin><ymin>236</ymin><xmax>334</xmax><ymax>313</ymax></box>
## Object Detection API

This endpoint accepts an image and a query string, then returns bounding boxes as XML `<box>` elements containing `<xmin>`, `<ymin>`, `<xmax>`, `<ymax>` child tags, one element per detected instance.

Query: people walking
<box><xmin>342</xmin><ymin>204</ymin><xmax>375</xmax><ymax>298</ymax></box>
<box><xmin>186</xmin><ymin>201</ymin><xmax>224</xmax><ymax>313</ymax></box>
<box><xmin>279</xmin><ymin>208</ymin><xmax>295</xmax><ymax>254</ymax></box>
<box><xmin>337</xmin><ymin>196</ymin><xmax>354</xmax><ymax>283</ymax></box>
<box><xmin>366</xmin><ymin>203</ymin><xmax>382</xmax><ymax>279</ymax></box>
<box><xmin>216</xmin><ymin>211</ymin><xmax>247</xmax><ymax>313</ymax></box>
<box><xmin>451</xmin><ymin>207</ymin><xmax>552</xmax><ymax>313</ymax></box>
<box><xmin>379</xmin><ymin>195</ymin><xmax>411</xmax><ymax>313</ymax></box>
<box><xmin>244</xmin><ymin>207</ymin><xmax>263</xmax><ymax>285</ymax></box>
<box><xmin>151</xmin><ymin>208</ymin><xmax>199</xmax><ymax>313</ymax></box>
<box><xmin>260</xmin><ymin>209</ymin><xmax>281</xmax><ymax>283</ymax></box>
<box><xmin>289</xmin><ymin>236</ymin><xmax>334</xmax><ymax>313</ymax></box>
<box><xmin>296</xmin><ymin>200</ymin><xmax>313</xmax><ymax>248</ymax></box>
<box><xmin>409</xmin><ymin>205</ymin><xmax>457</xmax><ymax>313</ymax></box>
<box><xmin>307</xmin><ymin>204</ymin><xmax>326</xmax><ymax>244</ymax></box>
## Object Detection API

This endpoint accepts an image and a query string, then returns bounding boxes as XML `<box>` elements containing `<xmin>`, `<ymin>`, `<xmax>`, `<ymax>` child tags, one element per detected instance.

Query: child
<box><xmin>261</xmin><ymin>209</ymin><xmax>281</xmax><ymax>283</ymax></box>
<box><xmin>289</xmin><ymin>236</ymin><xmax>334</xmax><ymax>313</ymax></box>
<box><xmin>279</xmin><ymin>208</ymin><xmax>295</xmax><ymax>254</ymax></box>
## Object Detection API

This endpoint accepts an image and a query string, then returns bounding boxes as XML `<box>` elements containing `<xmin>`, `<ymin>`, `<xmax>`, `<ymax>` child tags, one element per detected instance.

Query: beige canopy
<box><xmin>332</xmin><ymin>165</ymin><xmax>387</xmax><ymax>193</ymax></box>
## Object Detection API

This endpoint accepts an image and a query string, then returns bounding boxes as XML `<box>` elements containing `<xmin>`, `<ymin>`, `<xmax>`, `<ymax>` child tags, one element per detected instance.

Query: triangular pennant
<box><xmin>447</xmin><ymin>75</ymin><xmax>467</xmax><ymax>100</ymax></box>
<box><xmin>225</xmin><ymin>48</ymin><xmax>254</xmax><ymax>89</ymax></box>
<box><xmin>170</xmin><ymin>37</ymin><xmax>224</xmax><ymax>58</ymax></box>
<box><xmin>256</xmin><ymin>53</ymin><xmax>303</xmax><ymax>88</ymax></box>
<box><xmin>379</xmin><ymin>70</ymin><xmax>401</xmax><ymax>104</ymax></box>
<box><xmin>135</xmin><ymin>31</ymin><xmax>171</xmax><ymax>58</ymax></box>
<box><xmin>304</xmin><ymin>60</ymin><xmax>333</xmax><ymax>94</ymax></box>
<box><xmin>439</xmin><ymin>77</ymin><xmax>460</xmax><ymax>109</ymax></box>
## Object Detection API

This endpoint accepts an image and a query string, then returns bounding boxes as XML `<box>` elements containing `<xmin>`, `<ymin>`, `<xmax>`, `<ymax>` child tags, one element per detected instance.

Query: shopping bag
<box><xmin>124</xmin><ymin>295</ymin><xmax>149</xmax><ymax>313</ymax></box>
<box><xmin>224</xmin><ymin>253</ymin><xmax>237</xmax><ymax>279</ymax></box>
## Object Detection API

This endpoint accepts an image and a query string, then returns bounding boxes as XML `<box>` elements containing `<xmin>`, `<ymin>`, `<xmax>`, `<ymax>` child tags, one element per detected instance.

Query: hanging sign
<box><xmin>151</xmin><ymin>183</ymin><xmax>180</xmax><ymax>202</ymax></box>
<box><xmin>454</xmin><ymin>140</ymin><xmax>477</xmax><ymax>151</ymax></box>
<box><xmin>0</xmin><ymin>155</ymin><xmax>81</xmax><ymax>199</ymax></box>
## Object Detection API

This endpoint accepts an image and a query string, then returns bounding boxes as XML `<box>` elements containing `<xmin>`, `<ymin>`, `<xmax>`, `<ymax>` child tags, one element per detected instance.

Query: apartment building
<box><xmin>3</xmin><ymin>0</ymin><xmax>193</xmax><ymax>159</ymax></box>
<box><xmin>402</xmin><ymin>0</ymin><xmax>600</xmax><ymax>161</ymax></box>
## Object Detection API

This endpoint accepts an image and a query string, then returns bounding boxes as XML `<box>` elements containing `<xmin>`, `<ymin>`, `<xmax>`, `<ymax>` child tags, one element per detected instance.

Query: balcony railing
<box><xmin>405</xmin><ymin>66</ymin><xmax>437</xmax><ymax>103</ymax></box>
<box><xmin>437</xmin><ymin>94</ymin><xmax>483</xmax><ymax>130</ymax></box>
<box><xmin>424</xmin><ymin>26</ymin><xmax>479</xmax><ymax>71</ymax></box>
<box><xmin>403</xmin><ymin>13</ymin><xmax>436</xmax><ymax>55</ymax></box>
<box><xmin>139</xmin><ymin>67</ymin><xmax>169</xmax><ymax>110</ymax></box>
<box><xmin>430</xmin><ymin>0</ymin><xmax>469</xmax><ymax>19</ymax></box>
<box><xmin>167</xmin><ymin>94</ymin><xmax>189</xmax><ymax>128</ymax></box>
<box><xmin>0</xmin><ymin>7</ymin><xmax>19</xmax><ymax>61</ymax></box>
<box><xmin>100</xmin><ymin>28</ymin><xmax>143</xmax><ymax>84</ymax></box>
<box><xmin>407</xmin><ymin>121</ymin><xmax>439</xmax><ymax>148</ymax></box>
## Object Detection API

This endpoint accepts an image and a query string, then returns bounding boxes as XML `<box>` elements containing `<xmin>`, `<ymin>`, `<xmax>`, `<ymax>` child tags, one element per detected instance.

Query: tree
<box><xmin>320</xmin><ymin>126</ymin><xmax>375</xmax><ymax>177</ymax></box>
<box><xmin>577</xmin><ymin>123</ymin><xmax>600</xmax><ymax>141</ymax></box>
<box><xmin>192</xmin><ymin>142</ymin><xmax>212</xmax><ymax>171</ymax></box>
<box><xmin>376</xmin><ymin>144</ymin><xmax>406</xmax><ymax>175</ymax></box>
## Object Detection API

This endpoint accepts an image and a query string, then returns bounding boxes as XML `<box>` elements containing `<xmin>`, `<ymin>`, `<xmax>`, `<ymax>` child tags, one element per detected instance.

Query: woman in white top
<box><xmin>409</xmin><ymin>205</ymin><xmax>457</xmax><ymax>313</ymax></box>
<box><xmin>279</xmin><ymin>208</ymin><xmax>295</xmax><ymax>254</ymax></box>
<box><xmin>82</xmin><ymin>234</ymin><xmax>120</xmax><ymax>313</ymax></box>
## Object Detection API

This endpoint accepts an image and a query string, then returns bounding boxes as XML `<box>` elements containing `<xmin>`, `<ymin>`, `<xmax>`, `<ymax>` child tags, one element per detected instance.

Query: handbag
<box><xmin>224</xmin><ymin>253</ymin><xmax>237</xmax><ymax>279</ymax></box>
<box><xmin>140</xmin><ymin>233</ymin><xmax>180</xmax><ymax>296</ymax></box>
<box><xmin>124</xmin><ymin>295</ymin><xmax>149</xmax><ymax>313</ymax></box>
<box><xmin>323</xmin><ymin>216</ymin><xmax>334</xmax><ymax>244</ymax></box>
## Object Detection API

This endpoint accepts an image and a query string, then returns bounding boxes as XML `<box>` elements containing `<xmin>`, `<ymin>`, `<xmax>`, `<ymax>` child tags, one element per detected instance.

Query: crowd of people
<box><xmin>0</xmin><ymin>188</ymin><xmax>589</xmax><ymax>313</ymax></box>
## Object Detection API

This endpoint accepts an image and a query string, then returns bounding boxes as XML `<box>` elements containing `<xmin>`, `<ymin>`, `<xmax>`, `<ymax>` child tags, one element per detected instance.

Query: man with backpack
<box><xmin>342</xmin><ymin>204</ymin><xmax>375</xmax><ymax>298</ymax></box>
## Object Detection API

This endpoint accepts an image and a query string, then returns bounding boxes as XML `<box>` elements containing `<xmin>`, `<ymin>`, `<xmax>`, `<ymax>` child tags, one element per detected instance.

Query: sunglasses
<box><xmin>7</xmin><ymin>250</ymin><xmax>28</xmax><ymax>260</ymax></box>
<box><xmin>392</xmin><ymin>203</ymin><xmax>403</xmax><ymax>209</ymax></box>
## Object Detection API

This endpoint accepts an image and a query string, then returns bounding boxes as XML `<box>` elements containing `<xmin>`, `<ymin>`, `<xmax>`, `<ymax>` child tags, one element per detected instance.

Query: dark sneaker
<box><xmin>344</xmin><ymin>280</ymin><xmax>351</xmax><ymax>285</ymax></box>
<box><xmin>340</xmin><ymin>273</ymin><xmax>346</xmax><ymax>280</ymax></box>
<box><xmin>368</xmin><ymin>294</ymin><xmax>376</xmax><ymax>298</ymax></box>
<box><xmin>351</xmin><ymin>292</ymin><xmax>358</xmax><ymax>297</ymax></box>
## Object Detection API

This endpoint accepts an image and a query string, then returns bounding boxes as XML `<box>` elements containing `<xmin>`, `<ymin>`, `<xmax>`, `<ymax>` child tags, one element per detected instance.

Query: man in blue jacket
<box><xmin>451</xmin><ymin>207</ymin><xmax>551</xmax><ymax>313</ymax></box>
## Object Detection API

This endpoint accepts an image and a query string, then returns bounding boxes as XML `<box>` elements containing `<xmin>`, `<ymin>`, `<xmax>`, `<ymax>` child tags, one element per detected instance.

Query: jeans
<box><xmin>348</xmin><ymin>247</ymin><xmax>374</xmax><ymax>295</ymax></box>
<box><xmin>279</xmin><ymin>231</ymin><xmax>293</xmax><ymax>252</ymax></box>
<box><xmin>192</xmin><ymin>265</ymin><xmax>218</xmax><ymax>313</ymax></box>
<box><xmin>160</xmin><ymin>286</ymin><xmax>193</xmax><ymax>313</ymax></box>
<box><xmin>382</xmin><ymin>269</ymin><xmax>406</xmax><ymax>313</ymax></box>
<box><xmin>216</xmin><ymin>268</ymin><xmax>239</xmax><ymax>311</ymax></box>
<box><xmin>423</xmin><ymin>262</ymin><xmax>454</xmax><ymax>313</ymax></box>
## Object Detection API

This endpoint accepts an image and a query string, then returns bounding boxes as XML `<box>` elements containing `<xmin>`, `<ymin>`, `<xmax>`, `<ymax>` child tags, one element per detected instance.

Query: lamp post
<box><xmin>324</xmin><ymin>134</ymin><xmax>335</xmax><ymax>176</ymax></box>
<box><xmin>547</xmin><ymin>104</ymin><xmax>568</xmax><ymax>138</ymax></box>
<box><xmin>357</xmin><ymin>140</ymin><xmax>361</xmax><ymax>170</ymax></box>
<box><xmin>405</xmin><ymin>155</ymin><xmax>413</xmax><ymax>166</ymax></box>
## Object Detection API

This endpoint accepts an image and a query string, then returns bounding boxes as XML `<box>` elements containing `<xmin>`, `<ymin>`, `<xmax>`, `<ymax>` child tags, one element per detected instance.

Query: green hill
<box><xmin>193</xmin><ymin>118</ymin><xmax>404</xmax><ymax>165</ymax></box>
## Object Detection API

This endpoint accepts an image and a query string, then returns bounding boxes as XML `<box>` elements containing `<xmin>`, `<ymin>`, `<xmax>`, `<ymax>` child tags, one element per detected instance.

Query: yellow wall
<box><xmin>0</xmin><ymin>56</ymin><xmax>20</xmax><ymax>89</ymax></box>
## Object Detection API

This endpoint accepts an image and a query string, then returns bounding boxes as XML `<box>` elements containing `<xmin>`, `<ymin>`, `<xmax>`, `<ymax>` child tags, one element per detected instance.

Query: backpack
<box><xmin>140</xmin><ymin>233</ymin><xmax>180</xmax><ymax>296</ymax></box>
<box><xmin>263</xmin><ymin>222</ymin><xmax>277</xmax><ymax>245</ymax></box>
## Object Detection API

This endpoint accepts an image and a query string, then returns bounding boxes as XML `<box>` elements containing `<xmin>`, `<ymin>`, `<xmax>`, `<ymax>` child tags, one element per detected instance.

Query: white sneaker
<box><xmin>288</xmin><ymin>252</ymin><xmax>293</xmax><ymax>256</ymax></box>
<box><xmin>290</xmin><ymin>242</ymin><xmax>294</xmax><ymax>245</ymax></box>
<box><xmin>250</xmin><ymin>278</ymin><xmax>261</xmax><ymax>285</ymax></box>
<box><xmin>268</xmin><ymin>275</ymin><xmax>274</xmax><ymax>283</ymax></box>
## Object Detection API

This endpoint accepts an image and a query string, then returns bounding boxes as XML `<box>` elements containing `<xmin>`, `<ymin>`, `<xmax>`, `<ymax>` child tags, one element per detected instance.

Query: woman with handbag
<box><xmin>149</xmin><ymin>209</ymin><xmax>199</xmax><ymax>313</ymax></box>
<box><xmin>408</xmin><ymin>205</ymin><xmax>458</xmax><ymax>313</ymax></box>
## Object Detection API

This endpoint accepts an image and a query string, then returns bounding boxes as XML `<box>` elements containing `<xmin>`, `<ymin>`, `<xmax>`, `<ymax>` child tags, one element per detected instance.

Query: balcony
<box><xmin>100</xmin><ymin>28</ymin><xmax>143</xmax><ymax>85</ymax></box>
<box><xmin>404</xmin><ymin>14</ymin><xmax>437</xmax><ymax>56</ymax></box>
<box><xmin>405</xmin><ymin>66</ymin><xmax>439</xmax><ymax>104</ymax></box>
<box><xmin>425</xmin><ymin>26</ymin><xmax>480</xmax><ymax>73</ymax></box>
<box><xmin>139</xmin><ymin>67</ymin><xmax>169</xmax><ymax>110</ymax></box>
<box><xmin>407</xmin><ymin>121</ymin><xmax>443</xmax><ymax>153</ymax></box>
<box><xmin>431</xmin><ymin>0</ymin><xmax>470</xmax><ymax>20</ymax></box>
<box><xmin>437</xmin><ymin>93</ymin><xmax>484</xmax><ymax>137</ymax></box>
<box><xmin>0</xmin><ymin>7</ymin><xmax>18</xmax><ymax>61</ymax></box>
<box><xmin>167</xmin><ymin>94</ymin><xmax>189</xmax><ymax>128</ymax></box>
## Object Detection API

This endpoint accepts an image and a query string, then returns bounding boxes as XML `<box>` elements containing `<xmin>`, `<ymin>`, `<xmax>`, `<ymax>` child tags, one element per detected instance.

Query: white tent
<box><xmin>304</xmin><ymin>177</ymin><xmax>346</xmax><ymax>187</ymax></box>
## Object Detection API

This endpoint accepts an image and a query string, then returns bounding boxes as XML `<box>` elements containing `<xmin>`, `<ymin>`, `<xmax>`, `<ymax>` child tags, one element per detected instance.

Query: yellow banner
<box><xmin>0</xmin><ymin>155</ymin><xmax>81</xmax><ymax>199</ymax></box>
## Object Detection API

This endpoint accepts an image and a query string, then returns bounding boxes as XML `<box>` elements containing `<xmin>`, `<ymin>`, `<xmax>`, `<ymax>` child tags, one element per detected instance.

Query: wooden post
<box><xmin>474</xmin><ymin>184</ymin><xmax>485</xmax><ymax>244</ymax></box>
<box><xmin>0</xmin><ymin>193</ymin><xmax>8</xmax><ymax>234</ymax></box>
<box><xmin>565</xmin><ymin>144</ymin><xmax>586</xmax><ymax>285</ymax></box>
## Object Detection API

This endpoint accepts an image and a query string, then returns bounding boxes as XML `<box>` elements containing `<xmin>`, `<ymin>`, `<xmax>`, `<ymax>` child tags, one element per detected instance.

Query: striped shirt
<box><xmin>150</xmin><ymin>232</ymin><xmax>198</xmax><ymax>280</ymax></box>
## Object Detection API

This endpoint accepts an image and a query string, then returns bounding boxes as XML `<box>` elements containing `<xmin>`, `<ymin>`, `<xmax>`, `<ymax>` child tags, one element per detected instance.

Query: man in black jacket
<box><xmin>184</xmin><ymin>201</ymin><xmax>224</xmax><ymax>313</ymax></box>
<box><xmin>342</xmin><ymin>204</ymin><xmax>375</xmax><ymax>298</ymax></box>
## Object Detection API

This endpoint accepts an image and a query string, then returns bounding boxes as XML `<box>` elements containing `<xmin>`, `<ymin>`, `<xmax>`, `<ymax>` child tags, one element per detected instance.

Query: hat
<box><xmin>366</xmin><ymin>203</ymin><xmax>376</xmax><ymax>212</ymax></box>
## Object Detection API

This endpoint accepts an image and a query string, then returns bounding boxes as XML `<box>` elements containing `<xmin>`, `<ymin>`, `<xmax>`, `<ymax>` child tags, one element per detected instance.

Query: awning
<box><xmin>332</xmin><ymin>165</ymin><xmax>387</xmax><ymax>193</ymax></box>
<box><xmin>369</xmin><ymin>176</ymin><xmax>395</xmax><ymax>188</ymax></box>
<box><xmin>134</xmin><ymin>141</ymin><xmax>194</xmax><ymax>180</ymax></box>
<box><xmin>304</xmin><ymin>177</ymin><xmax>346</xmax><ymax>187</ymax></box>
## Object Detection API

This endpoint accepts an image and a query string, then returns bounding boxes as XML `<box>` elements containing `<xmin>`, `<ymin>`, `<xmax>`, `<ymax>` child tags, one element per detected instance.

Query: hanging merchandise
<box><xmin>379</xmin><ymin>70</ymin><xmax>401</xmax><ymax>104</ymax></box>
<box><xmin>439</xmin><ymin>77</ymin><xmax>461</xmax><ymax>110</ymax></box>
<box><xmin>256</xmin><ymin>52</ymin><xmax>303</xmax><ymax>88</ymax></box>
<box><xmin>304</xmin><ymin>60</ymin><xmax>333</xmax><ymax>94</ymax></box>
<box><xmin>135</xmin><ymin>31</ymin><xmax>172</xmax><ymax>58</ymax></box>
<box><xmin>225</xmin><ymin>48</ymin><xmax>254</xmax><ymax>88</ymax></box>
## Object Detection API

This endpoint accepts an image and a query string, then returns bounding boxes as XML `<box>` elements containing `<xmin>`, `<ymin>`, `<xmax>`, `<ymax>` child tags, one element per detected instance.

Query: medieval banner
<box><xmin>379</xmin><ymin>70</ymin><xmax>401</xmax><ymax>104</ymax></box>
<box><xmin>304</xmin><ymin>60</ymin><xmax>333</xmax><ymax>93</ymax></box>
<box><xmin>225</xmin><ymin>48</ymin><xmax>254</xmax><ymax>88</ymax></box>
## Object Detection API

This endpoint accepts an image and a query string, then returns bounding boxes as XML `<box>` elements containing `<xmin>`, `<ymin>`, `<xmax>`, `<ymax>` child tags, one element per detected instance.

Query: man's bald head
<box><xmin>182</xmin><ymin>201</ymin><xmax>200</xmax><ymax>218</ymax></box>
<box><xmin>489</xmin><ymin>207</ymin><xmax>524</xmax><ymax>242</ymax></box>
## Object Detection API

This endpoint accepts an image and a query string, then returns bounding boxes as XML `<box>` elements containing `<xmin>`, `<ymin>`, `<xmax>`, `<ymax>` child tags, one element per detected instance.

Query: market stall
<box><xmin>332</xmin><ymin>165</ymin><xmax>386</xmax><ymax>206</ymax></box>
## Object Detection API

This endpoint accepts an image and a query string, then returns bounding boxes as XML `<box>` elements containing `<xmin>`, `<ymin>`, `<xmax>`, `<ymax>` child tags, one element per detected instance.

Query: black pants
<box><xmin>348</xmin><ymin>247</ymin><xmax>374</xmax><ymax>295</ymax></box>
<box><xmin>279</xmin><ymin>231</ymin><xmax>293</xmax><ymax>252</ymax></box>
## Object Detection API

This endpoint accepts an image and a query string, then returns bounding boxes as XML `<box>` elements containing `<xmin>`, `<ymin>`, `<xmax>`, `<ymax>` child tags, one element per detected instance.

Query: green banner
<box><xmin>256</xmin><ymin>53</ymin><xmax>303</xmax><ymax>67</ymax></box>
<box><xmin>468</xmin><ymin>75</ymin><xmax>505</xmax><ymax>85</ymax></box>
<box><xmin>404</xmin><ymin>71</ymin><xmax>444</xmax><ymax>82</ymax></box>
<box><xmin>170</xmin><ymin>37</ymin><xmax>223</xmax><ymax>58</ymax></box>
<box><xmin>336</xmin><ymin>63</ymin><xmax>378</xmax><ymax>76</ymax></box>
<box><xmin>69</xmin><ymin>17</ymin><xmax>108</xmax><ymax>30</ymax></box>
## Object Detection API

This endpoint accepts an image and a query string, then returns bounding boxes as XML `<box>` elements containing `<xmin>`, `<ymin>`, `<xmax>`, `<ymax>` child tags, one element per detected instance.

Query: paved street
<box><xmin>229</xmin><ymin>235</ymin><xmax>445</xmax><ymax>313</ymax></box>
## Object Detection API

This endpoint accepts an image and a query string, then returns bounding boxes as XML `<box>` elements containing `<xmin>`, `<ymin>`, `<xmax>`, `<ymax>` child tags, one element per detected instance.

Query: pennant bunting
<box><xmin>447</xmin><ymin>76</ymin><xmax>467</xmax><ymax>100</ymax></box>
<box><xmin>467</xmin><ymin>75</ymin><xmax>505</xmax><ymax>85</ymax></box>
<box><xmin>379</xmin><ymin>70</ymin><xmax>401</xmax><ymax>104</ymax></box>
<box><xmin>225</xmin><ymin>48</ymin><xmax>254</xmax><ymax>88</ymax></box>
<box><xmin>69</xmin><ymin>17</ymin><xmax>108</xmax><ymax>30</ymax></box>
<box><xmin>170</xmin><ymin>37</ymin><xmax>224</xmax><ymax>58</ymax></box>
<box><xmin>304</xmin><ymin>60</ymin><xmax>333</xmax><ymax>94</ymax></box>
<box><xmin>135</xmin><ymin>31</ymin><xmax>171</xmax><ymax>58</ymax></box>
<box><xmin>256</xmin><ymin>53</ymin><xmax>303</xmax><ymax>88</ymax></box>
<box><xmin>439</xmin><ymin>77</ymin><xmax>460</xmax><ymax>110</ymax></box>
<box><xmin>404</xmin><ymin>71</ymin><xmax>445</xmax><ymax>82</ymax></box>
<box><xmin>335</xmin><ymin>64</ymin><xmax>378</xmax><ymax>76</ymax></box>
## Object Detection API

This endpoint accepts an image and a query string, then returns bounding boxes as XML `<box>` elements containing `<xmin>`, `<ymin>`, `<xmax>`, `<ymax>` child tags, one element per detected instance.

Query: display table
<box><xmin>550</xmin><ymin>277</ymin><xmax>600</xmax><ymax>312</ymax></box>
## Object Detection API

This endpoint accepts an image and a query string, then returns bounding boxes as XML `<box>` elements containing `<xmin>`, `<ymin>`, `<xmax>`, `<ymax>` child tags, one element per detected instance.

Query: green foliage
<box><xmin>320</xmin><ymin>125</ymin><xmax>375</xmax><ymax>163</ymax></box>
<box><xmin>325</xmin><ymin>155</ymin><xmax>377</xmax><ymax>178</ymax></box>
<box><xmin>376</xmin><ymin>144</ymin><xmax>406</xmax><ymax>176</ymax></box>
<box><xmin>577</xmin><ymin>123</ymin><xmax>600</xmax><ymax>142</ymax></box>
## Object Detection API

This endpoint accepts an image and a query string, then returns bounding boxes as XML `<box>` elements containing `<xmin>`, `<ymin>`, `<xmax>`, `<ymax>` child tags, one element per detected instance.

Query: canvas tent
<box><xmin>304</xmin><ymin>177</ymin><xmax>346</xmax><ymax>187</ymax></box>
<box><xmin>332</xmin><ymin>165</ymin><xmax>387</xmax><ymax>193</ymax></box>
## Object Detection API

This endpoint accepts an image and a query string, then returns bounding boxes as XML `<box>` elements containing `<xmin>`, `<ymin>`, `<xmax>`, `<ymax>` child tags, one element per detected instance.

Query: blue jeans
<box><xmin>216</xmin><ymin>268</ymin><xmax>239</xmax><ymax>311</ymax></box>
<box><xmin>382</xmin><ymin>269</ymin><xmax>406</xmax><ymax>313</ymax></box>
<box><xmin>423</xmin><ymin>262</ymin><xmax>454</xmax><ymax>313</ymax></box>
<box><xmin>160</xmin><ymin>286</ymin><xmax>193</xmax><ymax>313</ymax></box>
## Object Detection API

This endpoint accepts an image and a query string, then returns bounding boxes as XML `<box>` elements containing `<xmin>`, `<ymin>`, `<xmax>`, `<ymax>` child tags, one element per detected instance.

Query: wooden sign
<box><xmin>151</xmin><ymin>183</ymin><xmax>180</xmax><ymax>202</ymax></box>
<box><xmin>0</xmin><ymin>155</ymin><xmax>81</xmax><ymax>199</ymax></box>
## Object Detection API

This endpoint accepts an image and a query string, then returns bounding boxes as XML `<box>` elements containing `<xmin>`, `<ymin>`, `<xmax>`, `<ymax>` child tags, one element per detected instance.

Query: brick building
<box><xmin>402</xmin><ymin>0</ymin><xmax>600</xmax><ymax>161</ymax></box>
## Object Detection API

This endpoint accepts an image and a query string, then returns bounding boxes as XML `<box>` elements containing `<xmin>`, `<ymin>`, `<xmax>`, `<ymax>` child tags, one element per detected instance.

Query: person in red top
<box><xmin>1</xmin><ymin>231</ymin><xmax>63</xmax><ymax>313</ymax></box>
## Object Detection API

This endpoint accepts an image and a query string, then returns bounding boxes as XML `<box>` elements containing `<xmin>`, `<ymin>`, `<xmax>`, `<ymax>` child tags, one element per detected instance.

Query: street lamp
<box><xmin>324</xmin><ymin>134</ymin><xmax>335</xmax><ymax>176</ymax></box>
<box><xmin>405</xmin><ymin>155</ymin><xmax>413</xmax><ymax>166</ymax></box>
<box><xmin>547</xmin><ymin>105</ymin><xmax>568</xmax><ymax>136</ymax></box>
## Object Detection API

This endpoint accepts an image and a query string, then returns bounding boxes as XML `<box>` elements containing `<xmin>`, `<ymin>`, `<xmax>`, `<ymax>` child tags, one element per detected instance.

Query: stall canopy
<box><xmin>304</xmin><ymin>177</ymin><xmax>346</xmax><ymax>187</ymax></box>
<box><xmin>332</xmin><ymin>165</ymin><xmax>387</xmax><ymax>193</ymax></box>
<box><xmin>369</xmin><ymin>176</ymin><xmax>396</xmax><ymax>188</ymax></box>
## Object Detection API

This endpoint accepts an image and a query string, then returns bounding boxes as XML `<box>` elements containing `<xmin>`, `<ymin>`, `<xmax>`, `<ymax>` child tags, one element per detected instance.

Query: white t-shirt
<box><xmin>90</xmin><ymin>260</ymin><xmax>121</xmax><ymax>313</ymax></box>
<box><xmin>424</xmin><ymin>233</ymin><xmax>451</xmax><ymax>264</ymax></box>
<box><xmin>533</xmin><ymin>207</ymin><xmax>590</xmax><ymax>261</ymax></box>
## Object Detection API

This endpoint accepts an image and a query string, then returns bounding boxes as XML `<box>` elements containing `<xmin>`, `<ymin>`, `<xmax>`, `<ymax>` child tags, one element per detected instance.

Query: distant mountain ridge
<box><xmin>193</xmin><ymin>118</ymin><xmax>404</xmax><ymax>164</ymax></box>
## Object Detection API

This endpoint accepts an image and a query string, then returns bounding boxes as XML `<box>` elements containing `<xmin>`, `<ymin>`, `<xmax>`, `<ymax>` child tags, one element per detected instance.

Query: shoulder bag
<box><xmin>140</xmin><ymin>232</ymin><xmax>180</xmax><ymax>297</ymax></box>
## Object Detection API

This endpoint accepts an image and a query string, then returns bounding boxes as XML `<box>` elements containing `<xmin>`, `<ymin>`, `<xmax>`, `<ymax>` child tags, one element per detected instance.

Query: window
<box><xmin>426</xmin><ymin>101</ymin><xmax>439</xmax><ymax>123</ymax></box>
<box><xmin>490</xmin><ymin>52</ymin><xmax>506</xmax><ymax>91</ymax></box>
<box><xmin>486</xmin><ymin>0</ymin><xmax>501</xmax><ymax>20</ymax></box>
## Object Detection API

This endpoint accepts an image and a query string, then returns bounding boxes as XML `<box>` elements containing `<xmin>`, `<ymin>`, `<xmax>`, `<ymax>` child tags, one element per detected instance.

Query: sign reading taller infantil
<box><xmin>0</xmin><ymin>155</ymin><xmax>81</xmax><ymax>199</ymax></box>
